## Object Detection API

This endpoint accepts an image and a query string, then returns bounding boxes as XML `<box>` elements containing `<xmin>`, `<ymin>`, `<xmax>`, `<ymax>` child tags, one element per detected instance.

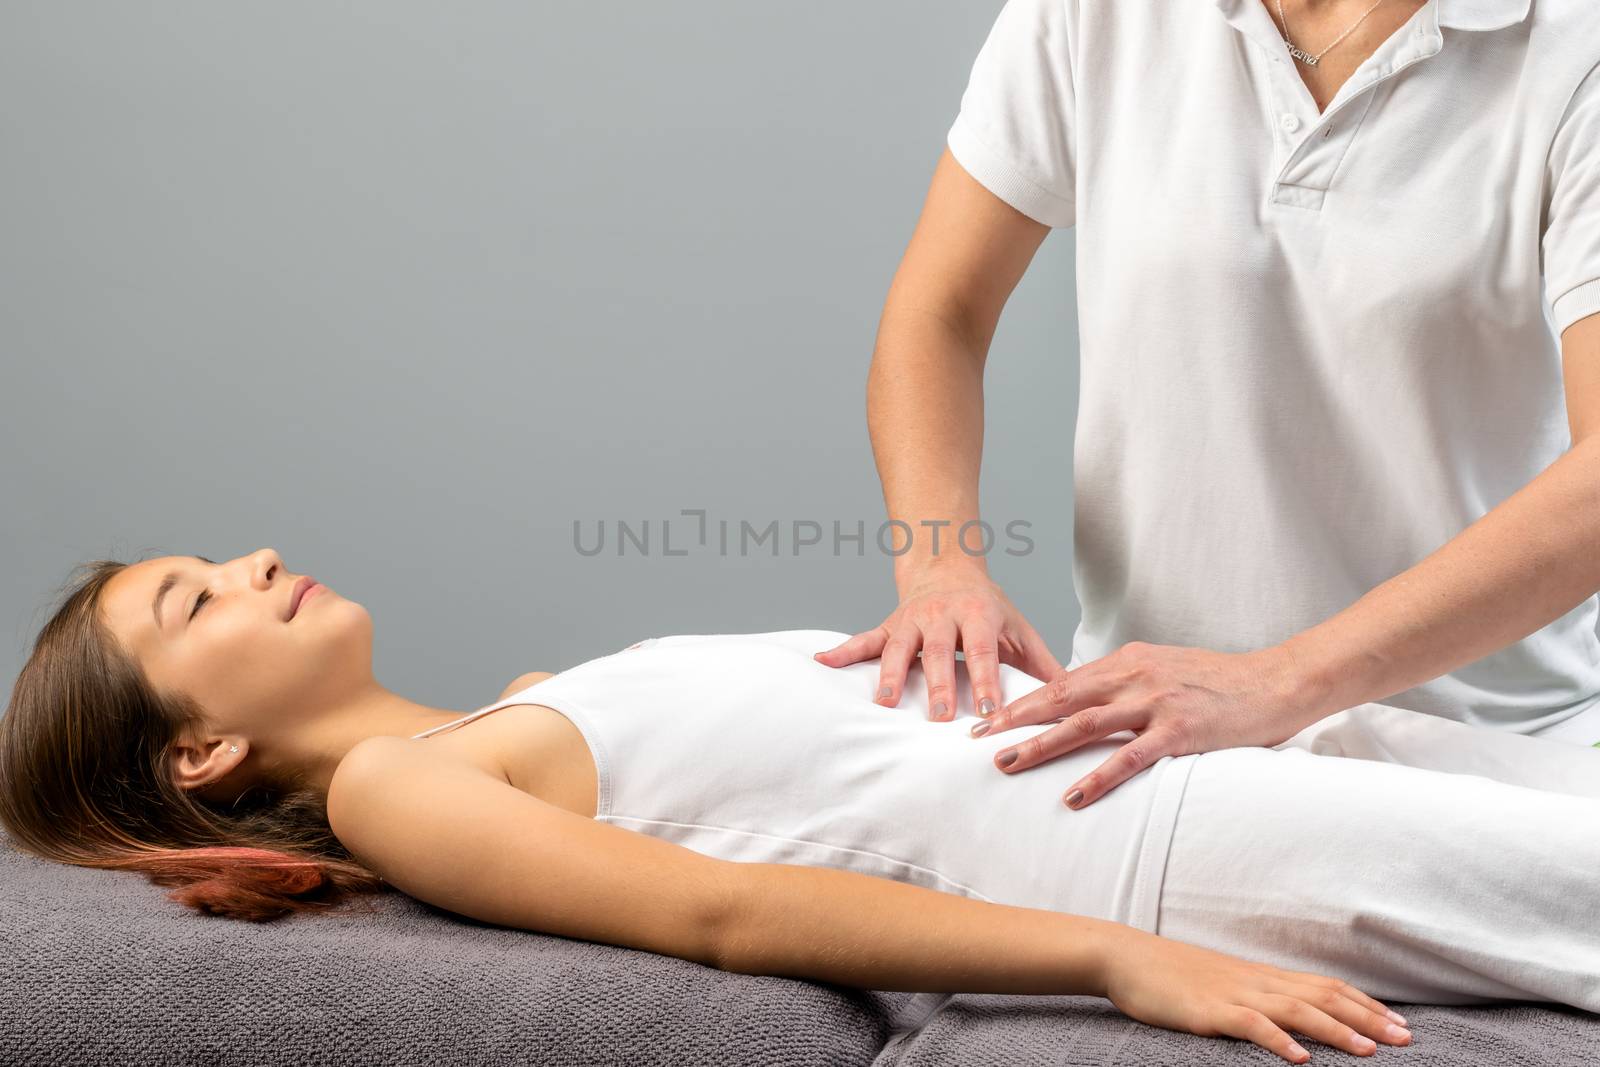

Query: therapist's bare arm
<box><xmin>814</xmin><ymin>148</ymin><xmax>1065</xmax><ymax>717</ymax></box>
<box><xmin>325</xmin><ymin>737</ymin><xmax>1407</xmax><ymax>1064</ymax></box>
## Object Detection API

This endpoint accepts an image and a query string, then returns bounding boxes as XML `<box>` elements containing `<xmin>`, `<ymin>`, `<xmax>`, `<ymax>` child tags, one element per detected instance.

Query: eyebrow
<box><xmin>152</xmin><ymin>555</ymin><xmax>220</xmax><ymax>634</ymax></box>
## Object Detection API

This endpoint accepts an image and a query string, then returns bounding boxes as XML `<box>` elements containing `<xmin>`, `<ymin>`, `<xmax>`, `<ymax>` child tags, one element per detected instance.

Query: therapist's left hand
<box><xmin>982</xmin><ymin>641</ymin><xmax>1323</xmax><ymax>809</ymax></box>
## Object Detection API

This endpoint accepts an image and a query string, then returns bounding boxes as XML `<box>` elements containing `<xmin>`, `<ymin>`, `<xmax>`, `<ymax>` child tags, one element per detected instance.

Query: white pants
<box><xmin>1156</xmin><ymin>702</ymin><xmax>1600</xmax><ymax>1010</ymax></box>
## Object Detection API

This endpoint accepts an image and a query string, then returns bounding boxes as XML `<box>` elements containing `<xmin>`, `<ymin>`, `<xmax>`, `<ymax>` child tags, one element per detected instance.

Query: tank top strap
<box><xmin>409</xmin><ymin>692</ymin><xmax>542</xmax><ymax>740</ymax></box>
<box><xmin>409</xmin><ymin>637</ymin><xmax>661</xmax><ymax>740</ymax></box>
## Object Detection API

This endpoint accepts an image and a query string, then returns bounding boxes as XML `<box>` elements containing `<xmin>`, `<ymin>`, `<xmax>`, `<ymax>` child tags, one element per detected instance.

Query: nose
<box><xmin>250</xmin><ymin>547</ymin><xmax>285</xmax><ymax>588</ymax></box>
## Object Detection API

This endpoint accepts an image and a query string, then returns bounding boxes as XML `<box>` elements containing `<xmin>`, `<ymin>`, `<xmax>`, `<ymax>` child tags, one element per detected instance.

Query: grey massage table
<box><xmin>3</xmin><ymin>831</ymin><xmax>1596</xmax><ymax>1065</ymax></box>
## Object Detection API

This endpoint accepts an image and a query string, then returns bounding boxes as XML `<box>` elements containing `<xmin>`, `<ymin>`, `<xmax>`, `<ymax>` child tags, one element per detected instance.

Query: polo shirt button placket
<box><xmin>1280</xmin><ymin>113</ymin><xmax>1301</xmax><ymax>133</ymax></box>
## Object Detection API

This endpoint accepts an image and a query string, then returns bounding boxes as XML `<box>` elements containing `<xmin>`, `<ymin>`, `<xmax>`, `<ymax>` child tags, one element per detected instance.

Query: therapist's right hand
<box><xmin>813</xmin><ymin>563</ymin><xmax>1063</xmax><ymax>722</ymax></box>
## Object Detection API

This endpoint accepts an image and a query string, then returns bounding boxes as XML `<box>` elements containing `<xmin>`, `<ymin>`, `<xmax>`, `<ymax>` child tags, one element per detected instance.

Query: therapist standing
<box><xmin>815</xmin><ymin>0</ymin><xmax>1600</xmax><ymax>808</ymax></box>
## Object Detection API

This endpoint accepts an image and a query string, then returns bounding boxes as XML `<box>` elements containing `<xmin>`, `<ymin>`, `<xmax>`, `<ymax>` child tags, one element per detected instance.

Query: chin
<box><xmin>303</xmin><ymin>601</ymin><xmax>376</xmax><ymax>674</ymax></box>
<box><xmin>306</xmin><ymin>592</ymin><xmax>370</xmax><ymax>629</ymax></box>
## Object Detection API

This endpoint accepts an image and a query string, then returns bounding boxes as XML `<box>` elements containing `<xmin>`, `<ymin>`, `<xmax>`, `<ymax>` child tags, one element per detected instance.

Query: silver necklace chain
<box><xmin>1273</xmin><ymin>0</ymin><xmax>1389</xmax><ymax>66</ymax></box>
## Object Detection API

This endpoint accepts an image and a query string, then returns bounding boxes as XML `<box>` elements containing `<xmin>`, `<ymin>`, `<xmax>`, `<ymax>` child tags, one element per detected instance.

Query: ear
<box><xmin>168</xmin><ymin>733</ymin><xmax>247</xmax><ymax>792</ymax></box>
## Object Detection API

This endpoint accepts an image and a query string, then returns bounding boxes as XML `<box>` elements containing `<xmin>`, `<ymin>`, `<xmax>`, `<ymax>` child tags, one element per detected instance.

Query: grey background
<box><xmin>0</xmin><ymin>2</ymin><xmax>1080</xmax><ymax>710</ymax></box>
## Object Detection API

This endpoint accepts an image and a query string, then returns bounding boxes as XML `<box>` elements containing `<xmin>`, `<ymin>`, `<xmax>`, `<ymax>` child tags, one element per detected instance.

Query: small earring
<box><xmin>229</xmin><ymin>745</ymin><xmax>239</xmax><ymax>753</ymax></box>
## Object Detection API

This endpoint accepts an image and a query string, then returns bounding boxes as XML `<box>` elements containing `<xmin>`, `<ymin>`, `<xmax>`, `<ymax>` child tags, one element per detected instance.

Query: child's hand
<box><xmin>1100</xmin><ymin>928</ymin><xmax>1413</xmax><ymax>1062</ymax></box>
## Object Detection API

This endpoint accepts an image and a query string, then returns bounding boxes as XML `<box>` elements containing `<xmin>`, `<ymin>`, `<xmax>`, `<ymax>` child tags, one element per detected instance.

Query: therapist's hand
<box><xmin>985</xmin><ymin>641</ymin><xmax>1320</xmax><ymax>809</ymax></box>
<box><xmin>812</xmin><ymin>564</ymin><xmax>1063</xmax><ymax>721</ymax></box>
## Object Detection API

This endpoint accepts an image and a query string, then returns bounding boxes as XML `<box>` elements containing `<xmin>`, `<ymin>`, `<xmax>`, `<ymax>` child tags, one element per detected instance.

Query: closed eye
<box><xmin>190</xmin><ymin>589</ymin><xmax>212</xmax><ymax>619</ymax></box>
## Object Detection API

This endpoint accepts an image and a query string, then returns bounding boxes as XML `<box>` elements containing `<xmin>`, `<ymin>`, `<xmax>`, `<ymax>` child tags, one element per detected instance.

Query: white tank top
<box><xmin>411</xmin><ymin>629</ymin><xmax>1196</xmax><ymax>941</ymax></box>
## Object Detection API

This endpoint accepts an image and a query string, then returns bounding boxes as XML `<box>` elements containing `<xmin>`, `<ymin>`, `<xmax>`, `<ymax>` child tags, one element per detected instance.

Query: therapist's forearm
<box><xmin>1275</xmin><ymin>434</ymin><xmax>1600</xmax><ymax>724</ymax></box>
<box><xmin>868</xmin><ymin>301</ymin><xmax>991</xmax><ymax>594</ymax></box>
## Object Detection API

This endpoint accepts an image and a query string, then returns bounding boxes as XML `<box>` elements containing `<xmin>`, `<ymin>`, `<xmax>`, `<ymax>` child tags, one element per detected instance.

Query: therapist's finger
<box><xmin>959</xmin><ymin>619</ymin><xmax>1005</xmax><ymax>719</ymax></box>
<box><xmin>813</xmin><ymin>626</ymin><xmax>888</xmax><ymax>669</ymax></box>
<box><xmin>919</xmin><ymin>618</ymin><xmax>960</xmax><ymax>721</ymax></box>
<box><xmin>979</xmin><ymin>700</ymin><xmax>1145</xmax><ymax>767</ymax></box>
<box><xmin>991</xmin><ymin>703</ymin><xmax>1150</xmax><ymax>776</ymax></box>
<box><xmin>993</xmin><ymin>662</ymin><xmax>1118</xmax><ymax>732</ymax></box>
<box><xmin>874</xmin><ymin>624</ymin><xmax>923</xmax><ymax>707</ymax></box>
<box><xmin>1058</xmin><ymin>728</ymin><xmax>1182</xmax><ymax>808</ymax></box>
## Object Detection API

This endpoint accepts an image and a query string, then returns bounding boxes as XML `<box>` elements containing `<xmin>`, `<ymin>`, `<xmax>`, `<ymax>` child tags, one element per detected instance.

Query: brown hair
<box><xmin>0</xmin><ymin>557</ymin><xmax>391</xmax><ymax>921</ymax></box>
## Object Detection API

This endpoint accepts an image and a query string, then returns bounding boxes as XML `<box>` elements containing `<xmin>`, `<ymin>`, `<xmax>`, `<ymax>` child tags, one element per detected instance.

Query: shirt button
<box><xmin>1281</xmin><ymin>113</ymin><xmax>1301</xmax><ymax>132</ymax></box>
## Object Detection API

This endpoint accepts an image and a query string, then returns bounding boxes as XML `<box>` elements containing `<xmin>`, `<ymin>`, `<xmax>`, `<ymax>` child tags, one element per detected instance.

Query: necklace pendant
<box><xmin>1285</xmin><ymin>42</ymin><xmax>1319</xmax><ymax>66</ymax></box>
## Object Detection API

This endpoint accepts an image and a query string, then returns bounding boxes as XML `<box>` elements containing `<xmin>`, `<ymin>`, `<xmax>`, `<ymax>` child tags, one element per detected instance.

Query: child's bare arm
<box><xmin>718</xmin><ymin>860</ymin><xmax>1410</xmax><ymax>1063</ymax></box>
<box><xmin>327</xmin><ymin>737</ymin><xmax>1408</xmax><ymax>1064</ymax></box>
<box><xmin>327</xmin><ymin>736</ymin><xmax>738</xmax><ymax>967</ymax></box>
<box><xmin>719</xmin><ymin>859</ymin><xmax>1114</xmax><ymax>995</ymax></box>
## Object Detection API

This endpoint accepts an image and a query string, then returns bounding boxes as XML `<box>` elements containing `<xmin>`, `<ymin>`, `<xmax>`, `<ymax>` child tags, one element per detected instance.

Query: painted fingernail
<box><xmin>970</xmin><ymin>720</ymin><xmax>991</xmax><ymax>737</ymax></box>
<box><xmin>877</xmin><ymin>685</ymin><xmax>892</xmax><ymax>702</ymax></box>
<box><xmin>978</xmin><ymin>698</ymin><xmax>995</xmax><ymax>718</ymax></box>
<box><xmin>1287</xmin><ymin>1041</ymin><xmax>1308</xmax><ymax>1060</ymax></box>
<box><xmin>1064</xmin><ymin>788</ymin><xmax>1084</xmax><ymax>807</ymax></box>
<box><xmin>932</xmin><ymin>701</ymin><xmax>948</xmax><ymax>720</ymax></box>
<box><xmin>1386</xmin><ymin>1010</ymin><xmax>1407</xmax><ymax>1026</ymax></box>
<box><xmin>997</xmin><ymin>750</ymin><xmax>1018</xmax><ymax>769</ymax></box>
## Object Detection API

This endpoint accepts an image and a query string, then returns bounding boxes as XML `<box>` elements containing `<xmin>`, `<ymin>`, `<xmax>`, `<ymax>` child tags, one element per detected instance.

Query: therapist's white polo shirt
<box><xmin>947</xmin><ymin>0</ymin><xmax>1600</xmax><ymax>731</ymax></box>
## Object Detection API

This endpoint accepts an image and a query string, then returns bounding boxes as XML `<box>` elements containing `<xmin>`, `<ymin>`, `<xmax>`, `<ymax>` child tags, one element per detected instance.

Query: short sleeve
<box><xmin>945</xmin><ymin>0</ymin><xmax>1078</xmax><ymax>229</ymax></box>
<box><xmin>1544</xmin><ymin>60</ymin><xmax>1600</xmax><ymax>337</ymax></box>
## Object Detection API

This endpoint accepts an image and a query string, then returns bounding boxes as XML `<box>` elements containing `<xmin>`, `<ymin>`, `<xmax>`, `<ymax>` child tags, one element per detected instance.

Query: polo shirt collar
<box><xmin>1213</xmin><ymin>0</ymin><xmax>1531</xmax><ymax>33</ymax></box>
<box><xmin>1437</xmin><ymin>0</ymin><xmax>1531</xmax><ymax>31</ymax></box>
